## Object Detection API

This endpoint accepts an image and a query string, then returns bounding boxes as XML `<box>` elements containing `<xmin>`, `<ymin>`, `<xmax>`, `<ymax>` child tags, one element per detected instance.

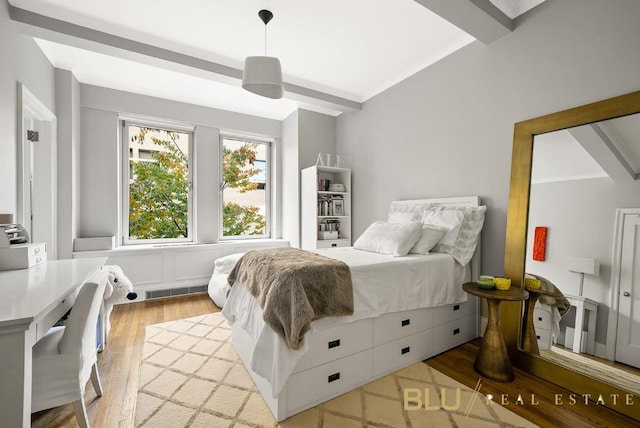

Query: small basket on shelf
<box><xmin>493</xmin><ymin>277</ymin><xmax>512</xmax><ymax>290</ymax></box>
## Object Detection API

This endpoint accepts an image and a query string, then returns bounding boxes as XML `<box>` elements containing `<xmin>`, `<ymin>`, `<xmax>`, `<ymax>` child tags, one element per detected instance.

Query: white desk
<box><xmin>566</xmin><ymin>294</ymin><xmax>599</xmax><ymax>355</ymax></box>
<box><xmin>0</xmin><ymin>257</ymin><xmax>107</xmax><ymax>428</ymax></box>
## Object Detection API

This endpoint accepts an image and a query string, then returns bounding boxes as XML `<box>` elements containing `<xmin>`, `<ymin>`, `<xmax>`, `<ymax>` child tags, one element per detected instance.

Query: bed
<box><xmin>219</xmin><ymin>196</ymin><xmax>484</xmax><ymax>421</ymax></box>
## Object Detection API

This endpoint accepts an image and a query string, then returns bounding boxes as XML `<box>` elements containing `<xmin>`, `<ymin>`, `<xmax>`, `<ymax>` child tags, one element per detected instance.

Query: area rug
<box><xmin>540</xmin><ymin>346</ymin><xmax>640</xmax><ymax>396</ymax></box>
<box><xmin>135</xmin><ymin>313</ymin><xmax>537</xmax><ymax>428</ymax></box>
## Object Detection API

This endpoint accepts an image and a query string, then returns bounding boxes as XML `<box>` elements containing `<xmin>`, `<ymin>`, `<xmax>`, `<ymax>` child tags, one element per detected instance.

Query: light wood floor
<box><xmin>32</xmin><ymin>294</ymin><xmax>638</xmax><ymax>427</ymax></box>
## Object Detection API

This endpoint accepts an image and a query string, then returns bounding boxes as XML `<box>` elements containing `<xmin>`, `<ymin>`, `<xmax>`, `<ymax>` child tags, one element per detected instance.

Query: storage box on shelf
<box><xmin>0</xmin><ymin>224</ymin><xmax>47</xmax><ymax>270</ymax></box>
<box><xmin>302</xmin><ymin>166</ymin><xmax>351</xmax><ymax>249</ymax></box>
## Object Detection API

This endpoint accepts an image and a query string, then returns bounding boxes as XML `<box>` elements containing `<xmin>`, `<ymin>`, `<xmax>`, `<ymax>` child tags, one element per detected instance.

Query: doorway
<box><xmin>17</xmin><ymin>83</ymin><xmax>57</xmax><ymax>260</ymax></box>
<box><xmin>607</xmin><ymin>208</ymin><xmax>640</xmax><ymax>369</ymax></box>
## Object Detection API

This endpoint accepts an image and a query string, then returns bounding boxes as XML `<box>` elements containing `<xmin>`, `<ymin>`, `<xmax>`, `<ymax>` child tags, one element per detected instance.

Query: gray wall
<box><xmin>336</xmin><ymin>0</ymin><xmax>640</xmax><ymax>276</ymax></box>
<box><xmin>55</xmin><ymin>69</ymin><xmax>81</xmax><ymax>258</ymax></box>
<box><xmin>78</xmin><ymin>85</ymin><xmax>282</xmax><ymax>242</ymax></box>
<box><xmin>0</xmin><ymin>0</ymin><xmax>55</xmax><ymax>216</ymax></box>
<box><xmin>527</xmin><ymin>177</ymin><xmax>640</xmax><ymax>348</ymax></box>
<box><xmin>299</xmin><ymin>109</ymin><xmax>337</xmax><ymax>170</ymax></box>
<box><xmin>281</xmin><ymin>109</ymin><xmax>338</xmax><ymax>247</ymax></box>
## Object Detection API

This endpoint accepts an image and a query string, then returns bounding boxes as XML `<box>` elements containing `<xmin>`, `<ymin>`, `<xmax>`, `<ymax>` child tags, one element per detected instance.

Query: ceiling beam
<box><xmin>9</xmin><ymin>5</ymin><xmax>361</xmax><ymax>113</ymax></box>
<box><xmin>568</xmin><ymin>124</ymin><xmax>638</xmax><ymax>181</ymax></box>
<box><xmin>414</xmin><ymin>0</ymin><xmax>513</xmax><ymax>44</ymax></box>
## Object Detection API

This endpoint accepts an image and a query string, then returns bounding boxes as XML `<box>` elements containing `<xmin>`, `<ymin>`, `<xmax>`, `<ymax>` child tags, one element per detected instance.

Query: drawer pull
<box><xmin>536</xmin><ymin>335</ymin><xmax>541</xmax><ymax>340</ymax></box>
<box><xmin>34</xmin><ymin>247</ymin><xmax>40</xmax><ymax>254</ymax></box>
<box><xmin>453</xmin><ymin>304</ymin><xmax>460</xmax><ymax>311</ymax></box>
<box><xmin>331</xmin><ymin>243</ymin><xmax>337</xmax><ymax>247</ymax></box>
<box><xmin>538</xmin><ymin>316</ymin><xmax>543</xmax><ymax>322</ymax></box>
<box><xmin>401</xmin><ymin>319</ymin><xmax>410</xmax><ymax>327</ymax></box>
<box><xmin>328</xmin><ymin>372</ymin><xmax>340</xmax><ymax>383</ymax></box>
<box><xmin>401</xmin><ymin>346</ymin><xmax>411</xmax><ymax>355</ymax></box>
<box><xmin>453</xmin><ymin>328</ymin><xmax>460</xmax><ymax>335</ymax></box>
<box><xmin>328</xmin><ymin>339</ymin><xmax>341</xmax><ymax>349</ymax></box>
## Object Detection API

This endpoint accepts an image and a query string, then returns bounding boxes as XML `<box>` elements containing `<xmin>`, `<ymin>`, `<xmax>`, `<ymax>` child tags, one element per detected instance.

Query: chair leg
<box><xmin>90</xmin><ymin>362</ymin><xmax>103</xmax><ymax>397</ymax></box>
<box><xmin>73</xmin><ymin>399</ymin><xmax>90</xmax><ymax>428</ymax></box>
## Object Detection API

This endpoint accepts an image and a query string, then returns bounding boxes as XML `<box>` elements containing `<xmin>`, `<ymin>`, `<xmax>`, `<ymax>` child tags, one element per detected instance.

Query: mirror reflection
<box><xmin>521</xmin><ymin>113</ymin><xmax>640</xmax><ymax>395</ymax></box>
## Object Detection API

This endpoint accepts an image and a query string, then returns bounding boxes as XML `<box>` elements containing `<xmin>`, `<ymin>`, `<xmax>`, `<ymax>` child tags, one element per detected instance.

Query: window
<box><xmin>122</xmin><ymin>120</ymin><xmax>193</xmax><ymax>244</ymax></box>
<box><xmin>220</xmin><ymin>134</ymin><xmax>271</xmax><ymax>239</ymax></box>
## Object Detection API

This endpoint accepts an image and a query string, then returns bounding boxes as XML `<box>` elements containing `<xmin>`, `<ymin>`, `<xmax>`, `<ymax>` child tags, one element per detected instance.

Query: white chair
<box><xmin>31</xmin><ymin>276</ymin><xmax>108</xmax><ymax>428</ymax></box>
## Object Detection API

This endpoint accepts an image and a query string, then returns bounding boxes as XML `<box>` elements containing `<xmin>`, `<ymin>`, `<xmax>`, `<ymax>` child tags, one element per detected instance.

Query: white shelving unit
<box><xmin>301</xmin><ymin>166</ymin><xmax>351</xmax><ymax>249</ymax></box>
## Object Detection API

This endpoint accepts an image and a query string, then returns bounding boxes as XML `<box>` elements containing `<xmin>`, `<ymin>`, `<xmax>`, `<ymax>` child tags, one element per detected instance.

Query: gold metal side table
<box><xmin>463</xmin><ymin>282</ymin><xmax>529</xmax><ymax>382</ymax></box>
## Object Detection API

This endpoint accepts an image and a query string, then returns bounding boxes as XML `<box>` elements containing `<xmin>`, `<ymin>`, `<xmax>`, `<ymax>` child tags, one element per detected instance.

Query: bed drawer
<box><xmin>373</xmin><ymin>308</ymin><xmax>431</xmax><ymax>346</ymax></box>
<box><xmin>431</xmin><ymin>298</ymin><xmax>476</xmax><ymax>326</ymax></box>
<box><xmin>432</xmin><ymin>314</ymin><xmax>476</xmax><ymax>354</ymax></box>
<box><xmin>373</xmin><ymin>329</ymin><xmax>432</xmax><ymax>377</ymax></box>
<box><xmin>294</xmin><ymin>318</ymin><xmax>373</xmax><ymax>373</ymax></box>
<box><xmin>286</xmin><ymin>349</ymin><xmax>372</xmax><ymax>412</ymax></box>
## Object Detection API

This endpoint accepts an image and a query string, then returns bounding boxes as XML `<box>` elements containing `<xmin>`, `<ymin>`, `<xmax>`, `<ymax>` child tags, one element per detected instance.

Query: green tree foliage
<box><xmin>128</xmin><ymin>129</ymin><xmax>266</xmax><ymax>240</ymax></box>
<box><xmin>222</xmin><ymin>142</ymin><xmax>266</xmax><ymax>236</ymax></box>
<box><xmin>129</xmin><ymin>128</ymin><xmax>188</xmax><ymax>239</ymax></box>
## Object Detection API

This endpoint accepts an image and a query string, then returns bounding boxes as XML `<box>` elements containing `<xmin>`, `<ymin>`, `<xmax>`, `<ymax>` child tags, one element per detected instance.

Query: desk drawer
<box><xmin>35</xmin><ymin>289</ymin><xmax>78</xmax><ymax>341</ymax></box>
<box><xmin>432</xmin><ymin>314</ymin><xmax>476</xmax><ymax>354</ymax></box>
<box><xmin>294</xmin><ymin>318</ymin><xmax>372</xmax><ymax>373</ymax></box>
<box><xmin>373</xmin><ymin>308</ymin><xmax>431</xmax><ymax>346</ymax></box>
<box><xmin>373</xmin><ymin>329</ymin><xmax>432</xmax><ymax>377</ymax></box>
<box><xmin>287</xmin><ymin>349</ymin><xmax>372</xmax><ymax>412</ymax></box>
<box><xmin>431</xmin><ymin>299</ymin><xmax>475</xmax><ymax>326</ymax></box>
<box><xmin>533</xmin><ymin>306</ymin><xmax>553</xmax><ymax>329</ymax></box>
<box><xmin>536</xmin><ymin>327</ymin><xmax>552</xmax><ymax>350</ymax></box>
<box><xmin>0</xmin><ymin>243</ymin><xmax>47</xmax><ymax>271</ymax></box>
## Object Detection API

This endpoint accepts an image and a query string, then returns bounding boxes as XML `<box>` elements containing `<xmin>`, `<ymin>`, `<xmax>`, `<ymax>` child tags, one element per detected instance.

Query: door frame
<box><xmin>16</xmin><ymin>82</ymin><xmax>58</xmax><ymax>259</ymax></box>
<box><xmin>606</xmin><ymin>207</ymin><xmax>640</xmax><ymax>360</ymax></box>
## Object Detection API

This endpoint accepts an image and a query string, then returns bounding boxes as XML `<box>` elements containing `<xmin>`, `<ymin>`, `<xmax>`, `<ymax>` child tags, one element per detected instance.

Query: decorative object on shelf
<box><xmin>477</xmin><ymin>278</ymin><xmax>495</xmax><ymax>289</ymax></box>
<box><xmin>494</xmin><ymin>277</ymin><xmax>512</xmax><ymax>290</ymax></box>
<box><xmin>329</xmin><ymin>183</ymin><xmax>345</xmax><ymax>192</ymax></box>
<box><xmin>316</xmin><ymin>153</ymin><xmax>325</xmax><ymax>166</ymax></box>
<box><xmin>242</xmin><ymin>9</ymin><xmax>283</xmax><ymax>99</ymax></box>
<box><xmin>524</xmin><ymin>276</ymin><xmax>541</xmax><ymax>290</ymax></box>
<box><xmin>568</xmin><ymin>257</ymin><xmax>599</xmax><ymax>296</ymax></box>
<box><xmin>326</xmin><ymin>153</ymin><xmax>334</xmax><ymax>168</ymax></box>
<box><xmin>532</xmin><ymin>226</ymin><xmax>547</xmax><ymax>261</ymax></box>
<box><xmin>336</xmin><ymin>154</ymin><xmax>345</xmax><ymax>168</ymax></box>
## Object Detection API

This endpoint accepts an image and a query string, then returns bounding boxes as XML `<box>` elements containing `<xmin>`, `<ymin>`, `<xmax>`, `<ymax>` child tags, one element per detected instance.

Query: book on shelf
<box><xmin>317</xmin><ymin>195</ymin><xmax>345</xmax><ymax>216</ymax></box>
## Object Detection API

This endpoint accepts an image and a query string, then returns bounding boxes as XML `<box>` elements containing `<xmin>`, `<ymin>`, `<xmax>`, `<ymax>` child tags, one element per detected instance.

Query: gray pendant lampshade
<box><xmin>242</xmin><ymin>9</ymin><xmax>283</xmax><ymax>99</ymax></box>
<box><xmin>243</xmin><ymin>56</ymin><xmax>283</xmax><ymax>99</ymax></box>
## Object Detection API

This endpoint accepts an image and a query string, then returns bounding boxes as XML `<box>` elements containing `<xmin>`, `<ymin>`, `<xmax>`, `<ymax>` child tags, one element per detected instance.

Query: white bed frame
<box><xmin>231</xmin><ymin>196</ymin><xmax>483</xmax><ymax>421</ymax></box>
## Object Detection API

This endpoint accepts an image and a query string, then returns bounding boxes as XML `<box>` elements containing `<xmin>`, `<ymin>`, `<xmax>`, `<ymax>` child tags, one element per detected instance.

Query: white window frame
<box><xmin>219</xmin><ymin>132</ymin><xmax>272</xmax><ymax>240</ymax></box>
<box><xmin>120</xmin><ymin>117</ymin><xmax>195</xmax><ymax>245</ymax></box>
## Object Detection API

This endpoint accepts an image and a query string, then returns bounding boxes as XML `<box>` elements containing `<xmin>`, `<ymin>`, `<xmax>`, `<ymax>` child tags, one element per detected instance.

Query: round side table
<box><xmin>463</xmin><ymin>282</ymin><xmax>528</xmax><ymax>382</ymax></box>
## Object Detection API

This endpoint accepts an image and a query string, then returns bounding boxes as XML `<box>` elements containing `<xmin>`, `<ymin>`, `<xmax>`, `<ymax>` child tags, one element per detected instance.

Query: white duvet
<box><xmin>222</xmin><ymin>247</ymin><xmax>469</xmax><ymax>397</ymax></box>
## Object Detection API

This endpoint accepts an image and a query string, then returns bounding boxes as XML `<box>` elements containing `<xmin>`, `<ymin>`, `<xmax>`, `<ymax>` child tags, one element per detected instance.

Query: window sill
<box><xmin>72</xmin><ymin>239</ymin><xmax>290</xmax><ymax>257</ymax></box>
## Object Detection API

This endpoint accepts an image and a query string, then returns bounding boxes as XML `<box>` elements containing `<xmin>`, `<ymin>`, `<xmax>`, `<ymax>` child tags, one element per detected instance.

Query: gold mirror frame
<box><xmin>503</xmin><ymin>89</ymin><xmax>640</xmax><ymax>421</ymax></box>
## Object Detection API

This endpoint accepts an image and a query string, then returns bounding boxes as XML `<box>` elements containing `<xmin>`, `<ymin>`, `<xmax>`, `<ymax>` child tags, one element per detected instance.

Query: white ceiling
<box><xmin>532</xmin><ymin>114</ymin><xmax>640</xmax><ymax>184</ymax></box>
<box><xmin>12</xmin><ymin>0</ymin><xmax>545</xmax><ymax>119</ymax></box>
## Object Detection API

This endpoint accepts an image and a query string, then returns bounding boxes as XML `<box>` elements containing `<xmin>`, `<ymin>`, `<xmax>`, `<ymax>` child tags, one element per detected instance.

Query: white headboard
<box><xmin>390</xmin><ymin>196</ymin><xmax>482</xmax><ymax>282</ymax></box>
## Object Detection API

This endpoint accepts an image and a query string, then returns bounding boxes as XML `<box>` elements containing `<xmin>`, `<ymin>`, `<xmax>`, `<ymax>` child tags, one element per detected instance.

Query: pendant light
<box><xmin>242</xmin><ymin>9</ymin><xmax>284</xmax><ymax>99</ymax></box>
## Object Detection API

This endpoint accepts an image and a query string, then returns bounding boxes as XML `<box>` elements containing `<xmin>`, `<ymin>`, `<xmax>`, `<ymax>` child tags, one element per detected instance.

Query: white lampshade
<box><xmin>568</xmin><ymin>257</ymin><xmax>600</xmax><ymax>275</ymax></box>
<box><xmin>242</xmin><ymin>56</ymin><xmax>283</xmax><ymax>99</ymax></box>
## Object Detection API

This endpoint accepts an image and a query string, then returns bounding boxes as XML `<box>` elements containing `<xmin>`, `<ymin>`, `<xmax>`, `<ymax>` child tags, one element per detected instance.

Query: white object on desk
<box><xmin>0</xmin><ymin>257</ymin><xmax>107</xmax><ymax>428</ymax></box>
<box><xmin>565</xmin><ymin>294</ymin><xmax>599</xmax><ymax>355</ymax></box>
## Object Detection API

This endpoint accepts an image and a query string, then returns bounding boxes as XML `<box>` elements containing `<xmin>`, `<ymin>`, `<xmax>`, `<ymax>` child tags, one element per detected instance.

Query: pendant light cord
<box><xmin>264</xmin><ymin>24</ymin><xmax>267</xmax><ymax>56</ymax></box>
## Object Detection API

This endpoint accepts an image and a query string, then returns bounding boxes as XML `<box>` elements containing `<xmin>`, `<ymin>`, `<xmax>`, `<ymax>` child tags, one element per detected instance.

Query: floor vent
<box><xmin>146</xmin><ymin>285</ymin><xmax>207</xmax><ymax>300</ymax></box>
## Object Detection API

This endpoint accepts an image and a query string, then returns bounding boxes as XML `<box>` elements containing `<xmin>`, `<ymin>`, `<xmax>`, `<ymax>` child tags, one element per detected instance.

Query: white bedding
<box><xmin>222</xmin><ymin>247</ymin><xmax>469</xmax><ymax>397</ymax></box>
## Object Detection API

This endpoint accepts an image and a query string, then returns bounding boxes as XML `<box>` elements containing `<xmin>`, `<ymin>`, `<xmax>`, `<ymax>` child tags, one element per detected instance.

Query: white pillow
<box><xmin>410</xmin><ymin>224</ymin><xmax>448</xmax><ymax>255</ymax></box>
<box><xmin>422</xmin><ymin>207</ymin><xmax>464</xmax><ymax>246</ymax></box>
<box><xmin>214</xmin><ymin>252</ymin><xmax>245</xmax><ymax>274</ymax></box>
<box><xmin>423</xmin><ymin>206</ymin><xmax>487</xmax><ymax>265</ymax></box>
<box><xmin>354</xmin><ymin>221</ymin><xmax>422</xmax><ymax>256</ymax></box>
<box><xmin>387</xmin><ymin>202</ymin><xmax>433</xmax><ymax>222</ymax></box>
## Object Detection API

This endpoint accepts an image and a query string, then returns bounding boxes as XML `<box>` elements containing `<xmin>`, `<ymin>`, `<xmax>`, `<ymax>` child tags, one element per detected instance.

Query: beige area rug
<box><xmin>135</xmin><ymin>313</ymin><xmax>537</xmax><ymax>428</ymax></box>
<box><xmin>540</xmin><ymin>346</ymin><xmax>640</xmax><ymax>396</ymax></box>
